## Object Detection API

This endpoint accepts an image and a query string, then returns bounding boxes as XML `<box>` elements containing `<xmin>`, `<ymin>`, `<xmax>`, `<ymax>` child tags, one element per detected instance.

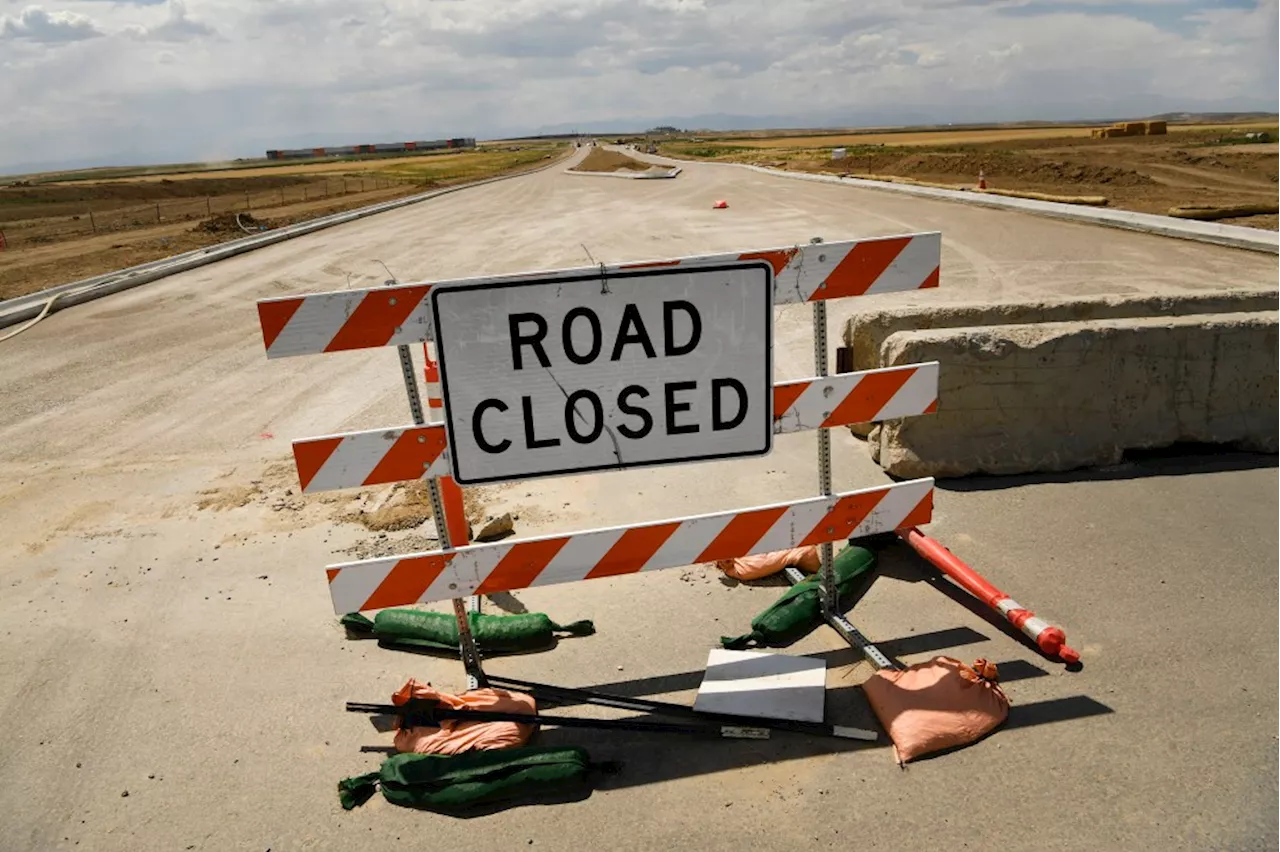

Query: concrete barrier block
<box><xmin>871</xmin><ymin>313</ymin><xmax>1279</xmax><ymax>478</ymax></box>
<box><xmin>843</xmin><ymin>289</ymin><xmax>1279</xmax><ymax>438</ymax></box>
<box><xmin>845</xmin><ymin>289</ymin><xmax>1279</xmax><ymax>373</ymax></box>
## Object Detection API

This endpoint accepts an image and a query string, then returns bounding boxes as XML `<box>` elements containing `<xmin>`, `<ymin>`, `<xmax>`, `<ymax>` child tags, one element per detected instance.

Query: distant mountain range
<box><xmin>528</xmin><ymin>107</ymin><xmax>1278</xmax><ymax>138</ymax></box>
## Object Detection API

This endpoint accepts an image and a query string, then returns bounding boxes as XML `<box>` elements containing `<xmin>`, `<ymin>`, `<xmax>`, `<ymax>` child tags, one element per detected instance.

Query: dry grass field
<box><xmin>661</xmin><ymin>122</ymin><xmax>1278</xmax><ymax>227</ymax></box>
<box><xmin>0</xmin><ymin>146</ymin><xmax>566</xmax><ymax>298</ymax></box>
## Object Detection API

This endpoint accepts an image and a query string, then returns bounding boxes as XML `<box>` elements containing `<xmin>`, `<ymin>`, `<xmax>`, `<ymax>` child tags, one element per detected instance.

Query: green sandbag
<box><xmin>338</xmin><ymin>746</ymin><xmax>613</xmax><ymax>812</ymax></box>
<box><xmin>720</xmin><ymin>545</ymin><xmax>876</xmax><ymax>650</ymax></box>
<box><xmin>340</xmin><ymin>608</ymin><xmax>595</xmax><ymax>655</ymax></box>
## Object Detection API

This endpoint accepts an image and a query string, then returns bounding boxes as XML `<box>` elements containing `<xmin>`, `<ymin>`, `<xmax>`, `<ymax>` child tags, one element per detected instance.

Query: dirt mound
<box><xmin>2</xmin><ymin>174</ymin><xmax>312</xmax><ymax>204</ymax></box>
<box><xmin>822</xmin><ymin>151</ymin><xmax>1155</xmax><ymax>187</ymax></box>
<box><xmin>194</xmin><ymin>212</ymin><xmax>271</xmax><ymax>234</ymax></box>
<box><xmin>572</xmin><ymin>148</ymin><xmax>655</xmax><ymax>173</ymax></box>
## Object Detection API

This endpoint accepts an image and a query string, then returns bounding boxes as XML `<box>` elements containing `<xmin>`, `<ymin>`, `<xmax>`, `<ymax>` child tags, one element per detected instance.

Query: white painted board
<box><xmin>694</xmin><ymin>649</ymin><xmax>826</xmax><ymax>723</ymax></box>
<box><xmin>431</xmin><ymin>262</ymin><xmax>774</xmax><ymax>485</ymax></box>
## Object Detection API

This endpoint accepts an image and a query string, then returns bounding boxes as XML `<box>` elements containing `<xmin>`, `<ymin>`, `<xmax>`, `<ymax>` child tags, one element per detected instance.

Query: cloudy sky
<box><xmin>1</xmin><ymin>0</ymin><xmax>1276</xmax><ymax>171</ymax></box>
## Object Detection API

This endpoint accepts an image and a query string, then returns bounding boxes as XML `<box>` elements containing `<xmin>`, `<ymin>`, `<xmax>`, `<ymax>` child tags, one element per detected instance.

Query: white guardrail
<box><xmin>0</xmin><ymin>149</ymin><xmax>579</xmax><ymax>332</ymax></box>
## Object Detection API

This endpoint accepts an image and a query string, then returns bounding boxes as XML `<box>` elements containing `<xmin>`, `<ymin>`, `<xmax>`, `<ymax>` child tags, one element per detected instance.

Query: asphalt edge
<box><xmin>563</xmin><ymin>167</ymin><xmax>682</xmax><ymax>179</ymax></box>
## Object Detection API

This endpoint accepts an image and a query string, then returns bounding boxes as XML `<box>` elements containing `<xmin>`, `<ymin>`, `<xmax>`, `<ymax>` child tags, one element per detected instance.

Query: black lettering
<box><xmin>562</xmin><ymin>307</ymin><xmax>602</xmax><ymax>365</ymax></box>
<box><xmin>711</xmin><ymin>378</ymin><xmax>748</xmax><ymax>430</ymax></box>
<box><xmin>664</xmin><ymin>380</ymin><xmax>698</xmax><ymax>435</ymax></box>
<box><xmin>472</xmin><ymin>399</ymin><xmax>510</xmax><ymax>454</ymax></box>
<box><xmin>509</xmin><ymin>313</ymin><xmax>550</xmax><ymax>370</ymax></box>
<box><xmin>610</xmin><ymin>304</ymin><xmax>657</xmax><ymax>361</ymax></box>
<box><xmin>521</xmin><ymin>396</ymin><xmax>560</xmax><ymax>449</ymax></box>
<box><xmin>564</xmin><ymin>390</ymin><xmax>604</xmax><ymax>444</ymax></box>
<box><xmin>617</xmin><ymin>385</ymin><xmax>653</xmax><ymax>440</ymax></box>
<box><xmin>663</xmin><ymin>300</ymin><xmax>702</xmax><ymax>357</ymax></box>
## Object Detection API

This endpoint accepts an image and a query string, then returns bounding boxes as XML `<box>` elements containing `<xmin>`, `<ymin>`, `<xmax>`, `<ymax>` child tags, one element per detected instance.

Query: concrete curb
<box><xmin>563</xmin><ymin>166</ymin><xmax>681</xmax><ymax>179</ymax></box>
<box><xmin>0</xmin><ymin>149</ymin><xmax>577</xmax><ymax>331</ymax></box>
<box><xmin>643</xmin><ymin>154</ymin><xmax>1279</xmax><ymax>255</ymax></box>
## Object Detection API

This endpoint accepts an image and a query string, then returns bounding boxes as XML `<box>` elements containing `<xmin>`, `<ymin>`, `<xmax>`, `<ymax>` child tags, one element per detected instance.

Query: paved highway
<box><xmin>0</xmin><ymin>155</ymin><xmax>1275</xmax><ymax>850</ymax></box>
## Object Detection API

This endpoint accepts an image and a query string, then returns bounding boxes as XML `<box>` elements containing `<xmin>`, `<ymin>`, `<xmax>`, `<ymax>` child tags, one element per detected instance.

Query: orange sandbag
<box><xmin>391</xmin><ymin>679</ymin><xmax>536</xmax><ymax>755</ymax></box>
<box><xmin>716</xmin><ymin>546</ymin><xmax>820</xmax><ymax>581</ymax></box>
<box><xmin>862</xmin><ymin>657</ymin><xmax>1009</xmax><ymax>764</ymax></box>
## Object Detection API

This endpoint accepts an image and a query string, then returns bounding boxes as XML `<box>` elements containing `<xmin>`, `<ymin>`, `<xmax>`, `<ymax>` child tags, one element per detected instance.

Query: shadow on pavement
<box><xmin>529</xmin><ymin>689</ymin><xmax>1113</xmax><ymax>790</ymax></box>
<box><xmin>353</xmin><ymin>627</ymin><xmax>1109</xmax><ymax>792</ymax></box>
<box><xmin>935</xmin><ymin>446</ymin><xmax>1276</xmax><ymax>493</ymax></box>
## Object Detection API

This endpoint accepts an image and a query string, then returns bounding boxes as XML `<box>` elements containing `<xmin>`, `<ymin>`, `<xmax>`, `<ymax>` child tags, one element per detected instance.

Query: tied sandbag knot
<box><xmin>963</xmin><ymin>658</ymin><xmax>1000</xmax><ymax>683</ymax></box>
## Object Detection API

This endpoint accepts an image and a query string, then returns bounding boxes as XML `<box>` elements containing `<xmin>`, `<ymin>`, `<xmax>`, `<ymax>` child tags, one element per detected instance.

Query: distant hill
<box><xmin>1144</xmin><ymin>111</ymin><xmax>1278</xmax><ymax>123</ymax></box>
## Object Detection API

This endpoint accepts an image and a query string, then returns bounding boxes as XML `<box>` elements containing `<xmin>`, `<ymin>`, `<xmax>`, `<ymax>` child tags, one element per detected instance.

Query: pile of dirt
<box><xmin>820</xmin><ymin>150</ymin><xmax>1155</xmax><ymax>187</ymax></box>
<box><xmin>571</xmin><ymin>148</ymin><xmax>655</xmax><ymax>173</ymax></box>
<box><xmin>194</xmin><ymin>212</ymin><xmax>271</xmax><ymax>234</ymax></box>
<box><xmin>342</xmin><ymin>481</ymin><xmax>488</xmax><ymax>534</ymax></box>
<box><xmin>2</xmin><ymin>174</ymin><xmax>311</xmax><ymax>203</ymax></box>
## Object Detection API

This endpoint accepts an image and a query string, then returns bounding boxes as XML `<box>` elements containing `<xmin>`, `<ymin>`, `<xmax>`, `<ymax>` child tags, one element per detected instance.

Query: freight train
<box><xmin>265</xmin><ymin>137</ymin><xmax>476</xmax><ymax>160</ymax></box>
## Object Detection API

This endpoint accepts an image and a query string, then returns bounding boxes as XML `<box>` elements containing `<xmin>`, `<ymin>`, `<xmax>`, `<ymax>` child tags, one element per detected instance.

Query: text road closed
<box><xmin>431</xmin><ymin>263</ymin><xmax>774</xmax><ymax>485</ymax></box>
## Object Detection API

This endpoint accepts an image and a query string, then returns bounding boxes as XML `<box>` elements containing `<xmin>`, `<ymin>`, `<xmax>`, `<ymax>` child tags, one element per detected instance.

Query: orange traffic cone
<box><xmin>977</xmin><ymin>170</ymin><xmax>987</xmax><ymax>190</ymax></box>
<box><xmin>712</xmin><ymin>199</ymin><xmax>728</xmax><ymax>209</ymax></box>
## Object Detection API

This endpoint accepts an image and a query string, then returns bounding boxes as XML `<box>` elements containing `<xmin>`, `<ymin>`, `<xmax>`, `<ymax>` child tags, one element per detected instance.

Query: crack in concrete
<box><xmin>545</xmin><ymin>367</ymin><xmax>624</xmax><ymax>467</ymax></box>
<box><xmin>789</xmin><ymin>243</ymin><xmax>808</xmax><ymax>304</ymax></box>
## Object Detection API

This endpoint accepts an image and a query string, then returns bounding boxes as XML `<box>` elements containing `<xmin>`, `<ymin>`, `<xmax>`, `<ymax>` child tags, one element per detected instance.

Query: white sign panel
<box><xmin>431</xmin><ymin>263</ymin><xmax>774</xmax><ymax>485</ymax></box>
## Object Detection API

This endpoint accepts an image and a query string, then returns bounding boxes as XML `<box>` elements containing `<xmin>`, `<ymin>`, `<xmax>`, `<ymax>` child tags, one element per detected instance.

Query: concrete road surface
<box><xmin>1</xmin><ymin>156</ymin><xmax>1276</xmax><ymax>851</ymax></box>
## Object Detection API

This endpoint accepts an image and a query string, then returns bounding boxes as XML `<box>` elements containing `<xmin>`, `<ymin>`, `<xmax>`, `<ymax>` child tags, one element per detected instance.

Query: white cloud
<box><xmin>1</xmin><ymin>5</ymin><xmax>104</xmax><ymax>43</ymax></box>
<box><xmin>122</xmin><ymin>0</ymin><xmax>215</xmax><ymax>41</ymax></box>
<box><xmin>0</xmin><ymin>0</ymin><xmax>1275</xmax><ymax>171</ymax></box>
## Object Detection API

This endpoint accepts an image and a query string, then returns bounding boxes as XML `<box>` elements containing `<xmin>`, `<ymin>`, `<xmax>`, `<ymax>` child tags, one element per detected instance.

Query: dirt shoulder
<box><xmin>0</xmin><ymin>146</ymin><xmax>566</xmax><ymax>300</ymax></box>
<box><xmin>659</xmin><ymin>125</ymin><xmax>1278</xmax><ymax>228</ymax></box>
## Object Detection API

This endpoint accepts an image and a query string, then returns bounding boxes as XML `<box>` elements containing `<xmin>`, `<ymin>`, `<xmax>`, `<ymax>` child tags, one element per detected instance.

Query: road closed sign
<box><xmin>431</xmin><ymin>262</ymin><xmax>774</xmax><ymax>485</ymax></box>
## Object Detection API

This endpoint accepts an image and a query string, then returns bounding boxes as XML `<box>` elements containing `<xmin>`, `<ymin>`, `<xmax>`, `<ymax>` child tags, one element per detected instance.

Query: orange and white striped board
<box><xmin>289</xmin><ymin>362</ymin><xmax>939</xmax><ymax>494</ymax></box>
<box><xmin>256</xmin><ymin>233</ymin><xmax>941</xmax><ymax>359</ymax></box>
<box><xmin>773</xmin><ymin>362</ymin><xmax>939</xmax><ymax>433</ymax></box>
<box><xmin>326</xmin><ymin>478</ymin><xmax>934</xmax><ymax>612</ymax></box>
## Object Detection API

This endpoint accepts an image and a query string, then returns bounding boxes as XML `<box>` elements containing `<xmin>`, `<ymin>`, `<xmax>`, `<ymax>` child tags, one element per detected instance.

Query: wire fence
<box><xmin>0</xmin><ymin>176</ymin><xmax>410</xmax><ymax>249</ymax></box>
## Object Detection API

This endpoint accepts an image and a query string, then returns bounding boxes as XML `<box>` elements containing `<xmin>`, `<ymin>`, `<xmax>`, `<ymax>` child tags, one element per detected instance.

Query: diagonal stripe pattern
<box><xmin>289</xmin><ymin>364</ymin><xmax>939</xmax><ymax>493</ymax></box>
<box><xmin>258</xmin><ymin>233</ymin><xmax>941</xmax><ymax>358</ymax></box>
<box><xmin>325</xmin><ymin>478</ymin><xmax>935</xmax><ymax>612</ymax></box>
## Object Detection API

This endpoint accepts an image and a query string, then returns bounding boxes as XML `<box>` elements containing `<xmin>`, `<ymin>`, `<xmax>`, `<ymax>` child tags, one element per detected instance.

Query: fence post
<box><xmin>206</xmin><ymin>197</ymin><xmax>212</xmax><ymax>216</ymax></box>
<box><xmin>245</xmin><ymin>192</ymin><xmax>251</xmax><ymax>210</ymax></box>
<box><xmin>88</xmin><ymin>209</ymin><xmax>96</xmax><ymax>233</ymax></box>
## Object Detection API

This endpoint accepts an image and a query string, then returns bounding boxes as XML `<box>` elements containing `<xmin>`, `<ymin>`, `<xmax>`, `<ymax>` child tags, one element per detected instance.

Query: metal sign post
<box><xmin>805</xmin><ymin>243</ymin><xmax>898</xmax><ymax>672</ymax></box>
<box><xmin>385</xmin><ymin>279</ymin><xmax>487</xmax><ymax>689</ymax></box>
